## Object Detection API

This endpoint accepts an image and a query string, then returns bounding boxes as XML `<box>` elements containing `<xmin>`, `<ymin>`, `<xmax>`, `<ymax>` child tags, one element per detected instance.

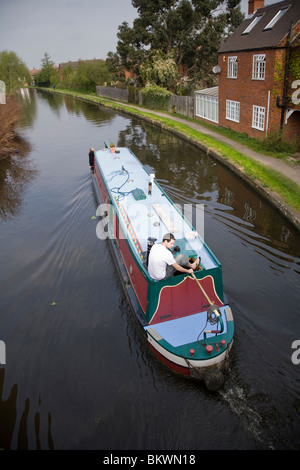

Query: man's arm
<box><xmin>171</xmin><ymin>262</ymin><xmax>193</xmax><ymax>274</ymax></box>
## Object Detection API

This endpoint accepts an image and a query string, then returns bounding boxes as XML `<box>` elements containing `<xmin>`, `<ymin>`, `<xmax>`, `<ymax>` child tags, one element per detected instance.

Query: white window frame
<box><xmin>252</xmin><ymin>105</ymin><xmax>265</xmax><ymax>131</ymax></box>
<box><xmin>242</xmin><ymin>14</ymin><xmax>264</xmax><ymax>35</ymax></box>
<box><xmin>252</xmin><ymin>54</ymin><xmax>266</xmax><ymax>80</ymax></box>
<box><xmin>264</xmin><ymin>6</ymin><xmax>289</xmax><ymax>30</ymax></box>
<box><xmin>226</xmin><ymin>100</ymin><xmax>240</xmax><ymax>123</ymax></box>
<box><xmin>195</xmin><ymin>94</ymin><xmax>219</xmax><ymax>123</ymax></box>
<box><xmin>228</xmin><ymin>56</ymin><xmax>237</xmax><ymax>78</ymax></box>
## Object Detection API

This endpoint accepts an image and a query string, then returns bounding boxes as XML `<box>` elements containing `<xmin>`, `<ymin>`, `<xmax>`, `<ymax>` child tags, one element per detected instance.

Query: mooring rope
<box><xmin>190</xmin><ymin>272</ymin><xmax>213</xmax><ymax>306</ymax></box>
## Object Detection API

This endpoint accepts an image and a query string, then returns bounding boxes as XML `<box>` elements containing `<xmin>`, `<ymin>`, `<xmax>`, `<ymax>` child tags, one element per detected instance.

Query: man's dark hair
<box><xmin>162</xmin><ymin>233</ymin><xmax>175</xmax><ymax>242</ymax></box>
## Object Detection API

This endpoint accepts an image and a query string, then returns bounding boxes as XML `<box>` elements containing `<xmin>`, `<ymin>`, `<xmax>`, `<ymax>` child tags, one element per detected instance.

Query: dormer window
<box><xmin>242</xmin><ymin>14</ymin><xmax>264</xmax><ymax>35</ymax></box>
<box><xmin>264</xmin><ymin>6</ymin><xmax>290</xmax><ymax>30</ymax></box>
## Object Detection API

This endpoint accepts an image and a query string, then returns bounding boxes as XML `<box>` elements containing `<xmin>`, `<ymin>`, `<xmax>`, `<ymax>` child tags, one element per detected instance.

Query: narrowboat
<box><xmin>91</xmin><ymin>141</ymin><xmax>234</xmax><ymax>391</ymax></box>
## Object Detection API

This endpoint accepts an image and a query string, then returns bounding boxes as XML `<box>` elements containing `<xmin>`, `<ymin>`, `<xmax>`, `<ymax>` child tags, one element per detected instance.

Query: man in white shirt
<box><xmin>148</xmin><ymin>233</ymin><xmax>199</xmax><ymax>281</ymax></box>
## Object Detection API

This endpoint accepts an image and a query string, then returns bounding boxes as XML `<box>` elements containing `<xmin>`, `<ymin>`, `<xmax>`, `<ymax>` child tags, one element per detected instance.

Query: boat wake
<box><xmin>219</xmin><ymin>376</ymin><xmax>274</xmax><ymax>449</ymax></box>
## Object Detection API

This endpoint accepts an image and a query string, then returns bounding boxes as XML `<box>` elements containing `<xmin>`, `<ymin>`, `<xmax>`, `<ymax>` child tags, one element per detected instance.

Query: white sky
<box><xmin>0</xmin><ymin>0</ymin><xmax>280</xmax><ymax>70</ymax></box>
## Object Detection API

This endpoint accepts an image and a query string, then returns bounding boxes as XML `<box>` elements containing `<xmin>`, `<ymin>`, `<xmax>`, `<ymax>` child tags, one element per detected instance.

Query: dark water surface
<box><xmin>0</xmin><ymin>89</ymin><xmax>299</xmax><ymax>450</ymax></box>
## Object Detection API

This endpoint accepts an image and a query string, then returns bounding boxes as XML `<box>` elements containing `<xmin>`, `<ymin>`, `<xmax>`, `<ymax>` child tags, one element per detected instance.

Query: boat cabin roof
<box><xmin>95</xmin><ymin>146</ymin><xmax>219</xmax><ymax>272</ymax></box>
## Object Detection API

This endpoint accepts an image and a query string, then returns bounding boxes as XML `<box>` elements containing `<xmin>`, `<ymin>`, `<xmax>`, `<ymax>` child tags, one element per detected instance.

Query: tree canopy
<box><xmin>35</xmin><ymin>52</ymin><xmax>59</xmax><ymax>87</ymax></box>
<box><xmin>60</xmin><ymin>60</ymin><xmax>112</xmax><ymax>92</ymax></box>
<box><xmin>111</xmin><ymin>0</ymin><xmax>244</xmax><ymax>91</ymax></box>
<box><xmin>0</xmin><ymin>51</ymin><xmax>30</xmax><ymax>93</ymax></box>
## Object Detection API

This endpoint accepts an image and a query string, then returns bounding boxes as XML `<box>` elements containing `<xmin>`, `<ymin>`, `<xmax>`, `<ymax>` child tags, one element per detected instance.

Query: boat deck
<box><xmin>145</xmin><ymin>305</ymin><xmax>228</xmax><ymax>346</ymax></box>
<box><xmin>95</xmin><ymin>146</ymin><xmax>219</xmax><ymax>271</ymax></box>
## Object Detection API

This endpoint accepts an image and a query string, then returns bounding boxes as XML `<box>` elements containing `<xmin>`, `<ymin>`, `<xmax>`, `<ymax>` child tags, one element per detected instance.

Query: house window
<box><xmin>252</xmin><ymin>54</ymin><xmax>266</xmax><ymax>80</ymax></box>
<box><xmin>252</xmin><ymin>105</ymin><xmax>265</xmax><ymax>131</ymax></box>
<box><xmin>242</xmin><ymin>14</ymin><xmax>264</xmax><ymax>35</ymax></box>
<box><xmin>195</xmin><ymin>94</ymin><xmax>219</xmax><ymax>123</ymax></box>
<box><xmin>228</xmin><ymin>57</ymin><xmax>237</xmax><ymax>78</ymax></box>
<box><xmin>226</xmin><ymin>100</ymin><xmax>240</xmax><ymax>123</ymax></box>
<box><xmin>264</xmin><ymin>6</ymin><xmax>290</xmax><ymax>30</ymax></box>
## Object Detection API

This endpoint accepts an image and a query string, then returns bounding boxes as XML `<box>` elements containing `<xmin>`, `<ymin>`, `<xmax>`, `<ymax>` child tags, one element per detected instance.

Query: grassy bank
<box><xmin>34</xmin><ymin>87</ymin><xmax>300</xmax><ymax>216</ymax></box>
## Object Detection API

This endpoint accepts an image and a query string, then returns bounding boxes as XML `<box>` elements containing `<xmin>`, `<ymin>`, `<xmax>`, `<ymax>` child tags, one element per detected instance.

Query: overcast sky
<box><xmin>0</xmin><ymin>0</ymin><xmax>280</xmax><ymax>70</ymax></box>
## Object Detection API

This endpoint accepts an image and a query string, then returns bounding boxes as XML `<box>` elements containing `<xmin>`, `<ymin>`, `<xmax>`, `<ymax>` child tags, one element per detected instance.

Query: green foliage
<box><xmin>113</xmin><ymin>0</ymin><xmax>244</xmax><ymax>90</ymax></box>
<box><xmin>261</xmin><ymin>131</ymin><xmax>297</xmax><ymax>155</ymax></box>
<box><xmin>128</xmin><ymin>85</ymin><xmax>141</xmax><ymax>104</ymax></box>
<box><xmin>140</xmin><ymin>51</ymin><xmax>179</xmax><ymax>89</ymax></box>
<box><xmin>35</xmin><ymin>52</ymin><xmax>56</xmax><ymax>87</ymax></box>
<box><xmin>141</xmin><ymin>85</ymin><xmax>172</xmax><ymax>110</ymax></box>
<box><xmin>60</xmin><ymin>60</ymin><xmax>112</xmax><ymax>92</ymax></box>
<box><xmin>273</xmin><ymin>55</ymin><xmax>285</xmax><ymax>102</ymax></box>
<box><xmin>0</xmin><ymin>50</ymin><xmax>30</xmax><ymax>93</ymax></box>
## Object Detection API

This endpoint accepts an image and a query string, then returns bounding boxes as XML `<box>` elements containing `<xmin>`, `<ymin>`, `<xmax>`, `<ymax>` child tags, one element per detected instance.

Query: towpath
<box><xmin>103</xmin><ymin>99</ymin><xmax>300</xmax><ymax>187</ymax></box>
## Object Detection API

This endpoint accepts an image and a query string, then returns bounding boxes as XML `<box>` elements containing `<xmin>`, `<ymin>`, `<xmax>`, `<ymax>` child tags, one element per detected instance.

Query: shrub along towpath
<box><xmin>37</xmin><ymin>88</ymin><xmax>300</xmax><ymax>232</ymax></box>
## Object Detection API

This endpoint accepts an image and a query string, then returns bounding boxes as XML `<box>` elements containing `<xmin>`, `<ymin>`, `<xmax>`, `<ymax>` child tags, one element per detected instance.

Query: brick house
<box><xmin>196</xmin><ymin>0</ymin><xmax>300</xmax><ymax>148</ymax></box>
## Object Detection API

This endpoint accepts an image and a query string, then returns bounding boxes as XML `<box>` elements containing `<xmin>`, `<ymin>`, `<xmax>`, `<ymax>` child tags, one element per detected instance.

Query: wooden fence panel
<box><xmin>169</xmin><ymin>95</ymin><xmax>195</xmax><ymax>118</ymax></box>
<box><xmin>96</xmin><ymin>86</ymin><xmax>128</xmax><ymax>102</ymax></box>
<box><xmin>96</xmin><ymin>86</ymin><xmax>196</xmax><ymax>119</ymax></box>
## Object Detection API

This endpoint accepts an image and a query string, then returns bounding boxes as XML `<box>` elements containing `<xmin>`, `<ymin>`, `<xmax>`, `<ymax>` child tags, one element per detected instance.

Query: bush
<box><xmin>0</xmin><ymin>95</ymin><xmax>22</xmax><ymax>158</ymax></box>
<box><xmin>141</xmin><ymin>85</ymin><xmax>172</xmax><ymax>110</ymax></box>
<box><xmin>261</xmin><ymin>130</ymin><xmax>297</xmax><ymax>155</ymax></box>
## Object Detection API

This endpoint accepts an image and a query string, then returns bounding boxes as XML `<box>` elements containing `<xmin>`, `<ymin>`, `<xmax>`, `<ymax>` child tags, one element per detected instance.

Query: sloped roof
<box><xmin>195</xmin><ymin>86</ymin><xmax>218</xmax><ymax>97</ymax></box>
<box><xmin>29</xmin><ymin>69</ymin><xmax>40</xmax><ymax>76</ymax></box>
<box><xmin>219</xmin><ymin>0</ymin><xmax>300</xmax><ymax>53</ymax></box>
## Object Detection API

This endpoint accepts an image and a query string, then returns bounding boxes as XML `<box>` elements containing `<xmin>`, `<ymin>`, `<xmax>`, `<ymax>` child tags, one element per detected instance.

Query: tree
<box><xmin>113</xmin><ymin>0</ymin><xmax>244</xmax><ymax>90</ymax></box>
<box><xmin>0</xmin><ymin>50</ymin><xmax>30</xmax><ymax>93</ymax></box>
<box><xmin>60</xmin><ymin>60</ymin><xmax>112</xmax><ymax>92</ymax></box>
<box><xmin>35</xmin><ymin>52</ymin><xmax>56</xmax><ymax>87</ymax></box>
<box><xmin>90</xmin><ymin>61</ymin><xmax>112</xmax><ymax>86</ymax></box>
<box><xmin>140</xmin><ymin>51</ymin><xmax>179</xmax><ymax>89</ymax></box>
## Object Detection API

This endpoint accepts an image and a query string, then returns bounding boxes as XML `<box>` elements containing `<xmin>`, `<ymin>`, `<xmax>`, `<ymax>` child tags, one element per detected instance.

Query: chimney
<box><xmin>248</xmin><ymin>0</ymin><xmax>264</xmax><ymax>15</ymax></box>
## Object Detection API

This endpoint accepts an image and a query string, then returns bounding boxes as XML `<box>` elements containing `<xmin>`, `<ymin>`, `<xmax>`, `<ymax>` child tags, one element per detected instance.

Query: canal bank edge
<box><xmin>34</xmin><ymin>87</ymin><xmax>300</xmax><ymax>234</ymax></box>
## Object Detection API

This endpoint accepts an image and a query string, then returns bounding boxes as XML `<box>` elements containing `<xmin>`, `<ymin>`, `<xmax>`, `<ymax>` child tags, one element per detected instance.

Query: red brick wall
<box><xmin>283</xmin><ymin>110</ymin><xmax>300</xmax><ymax>147</ymax></box>
<box><xmin>217</xmin><ymin>48</ymin><xmax>300</xmax><ymax>147</ymax></box>
<box><xmin>218</xmin><ymin>49</ymin><xmax>278</xmax><ymax>136</ymax></box>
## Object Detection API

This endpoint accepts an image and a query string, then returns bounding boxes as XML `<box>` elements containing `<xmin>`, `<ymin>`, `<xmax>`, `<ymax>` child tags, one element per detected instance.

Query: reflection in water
<box><xmin>16</xmin><ymin>88</ymin><xmax>37</xmax><ymax>130</ymax></box>
<box><xmin>0</xmin><ymin>137</ymin><xmax>38</xmax><ymax>220</ymax></box>
<box><xmin>0</xmin><ymin>369</ymin><xmax>54</xmax><ymax>449</ymax></box>
<box><xmin>118</xmin><ymin>121</ymin><xmax>219</xmax><ymax>201</ymax></box>
<box><xmin>34</xmin><ymin>89</ymin><xmax>115</xmax><ymax>127</ymax></box>
<box><xmin>62</xmin><ymin>94</ymin><xmax>116</xmax><ymax>126</ymax></box>
<box><xmin>216</xmin><ymin>168</ymin><xmax>300</xmax><ymax>258</ymax></box>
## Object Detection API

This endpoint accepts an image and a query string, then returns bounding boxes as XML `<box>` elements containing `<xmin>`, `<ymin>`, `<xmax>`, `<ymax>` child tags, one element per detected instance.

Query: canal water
<box><xmin>0</xmin><ymin>88</ymin><xmax>299</xmax><ymax>450</ymax></box>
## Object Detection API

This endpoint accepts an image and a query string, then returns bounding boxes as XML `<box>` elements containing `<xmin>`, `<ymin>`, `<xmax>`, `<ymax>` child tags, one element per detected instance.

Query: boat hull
<box><xmin>148</xmin><ymin>332</ymin><xmax>232</xmax><ymax>383</ymax></box>
<box><xmin>91</xmin><ymin>144</ymin><xmax>234</xmax><ymax>391</ymax></box>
